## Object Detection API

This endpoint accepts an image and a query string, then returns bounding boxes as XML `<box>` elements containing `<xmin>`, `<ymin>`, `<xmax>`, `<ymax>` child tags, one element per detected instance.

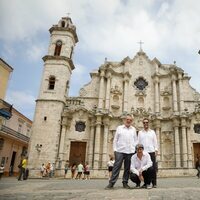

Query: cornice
<box><xmin>42</xmin><ymin>55</ymin><xmax>75</xmax><ymax>70</ymax></box>
<box><xmin>49</xmin><ymin>26</ymin><xmax>78</xmax><ymax>43</ymax></box>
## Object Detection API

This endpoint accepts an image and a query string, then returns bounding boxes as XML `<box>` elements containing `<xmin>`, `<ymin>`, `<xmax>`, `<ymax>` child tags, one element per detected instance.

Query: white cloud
<box><xmin>5</xmin><ymin>90</ymin><xmax>36</xmax><ymax>120</ymax></box>
<box><xmin>26</xmin><ymin>44</ymin><xmax>46</xmax><ymax>61</ymax></box>
<box><xmin>1</xmin><ymin>0</ymin><xmax>200</xmax><ymax>119</ymax></box>
<box><xmin>69</xmin><ymin>63</ymin><xmax>90</xmax><ymax>96</ymax></box>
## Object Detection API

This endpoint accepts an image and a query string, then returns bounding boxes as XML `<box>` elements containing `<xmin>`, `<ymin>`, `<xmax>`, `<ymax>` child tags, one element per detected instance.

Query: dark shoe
<box><xmin>123</xmin><ymin>183</ymin><xmax>131</xmax><ymax>189</ymax></box>
<box><xmin>105</xmin><ymin>183</ymin><xmax>114</xmax><ymax>190</ymax></box>
<box><xmin>135</xmin><ymin>184</ymin><xmax>140</xmax><ymax>189</ymax></box>
<box><xmin>141</xmin><ymin>184</ymin><xmax>147</xmax><ymax>188</ymax></box>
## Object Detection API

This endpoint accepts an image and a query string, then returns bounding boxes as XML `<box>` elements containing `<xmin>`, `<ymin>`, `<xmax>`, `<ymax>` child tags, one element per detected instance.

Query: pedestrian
<box><xmin>64</xmin><ymin>160</ymin><xmax>69</xmax><ymax>179</ymax></box>
<box><xmin>83</xmin><ymin>161</ymin><xmax>90</xmax><ymax>180</ymax></box>
<box><xmin>18</xmin><ymin>156</ymin><xmax>28</xmax><ymax>181</ymax></box>
<box><xmin>107</xmin><ymin>155</ymin><xmax>115</xmax><ymax>180</ymax></box>
<box><xmin>105</xmin><ymin>114</ymin><xmax>138</xmax><ymax>189</ymax></box>
<box><xmin>0</xmin><ymin>164</ymin><xmax>4</xmax><ymax>179</ymax></box>
<box><xmin>46</xmin><ymin>162</ymin><xmax>51</xmax><ymax>177</ymax></box>
<box><xmin>71</xmin><ymin>163</ymin><xmax>77</xmax><ymax>179</ymax></box>
<box><xmin>76</xmin><ymin>161</ymin><xmax>84</xmax><ymax>180</ymax></box>
<box><xmin>138</xmin><ymin>118</ymin><xmax>158</xmax><ymax>188</ymax></box>
<box><xmin>130</xmin><ymin>143</ymin><xmax>153</xmax><ymax>189</ymax></box>
<box><xmin>195</xmin><ymin>156</ymin><xmax>200</xmax><ymax>178</ymax></box>
<box><xmin>40</xmin><ymin>163</ymin><xmax>45</xmax><ymax>177</ymax></box>
<box><xmin>49</xmin><ymin>163</ymin><xmax>54</xmax><ymax>178</ymax></box>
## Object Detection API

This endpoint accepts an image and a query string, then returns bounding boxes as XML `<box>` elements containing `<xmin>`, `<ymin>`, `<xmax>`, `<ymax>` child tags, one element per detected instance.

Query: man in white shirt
<box><xmin>130</xmin><ymin>143</ymin><xmax>153</xmax><ymax>189</ymax></box>
<box><xmin>105</xmin><ymin>114</ymin><xmax>137</xmax><ymax>189</ymax></box>
<box><xmin>138</xmin><ymin>118</ymin><xmax>158</xmax><ymax>188</ymax></box>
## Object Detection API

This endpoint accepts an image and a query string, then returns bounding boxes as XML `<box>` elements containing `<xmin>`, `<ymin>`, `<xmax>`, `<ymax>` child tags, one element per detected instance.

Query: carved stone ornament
<box><xmin>194</xmin><ymin>124</ymin><xmax>200</xmax><ymax>134</ymax></box>
<box><xmin>75</xmin><ymin>121</ymin><xmax>86</xmax><ymax>132</ymax></box>
<box><xmin>134</xmin><ymin>77</ymin><xmax>148</xmax><ymax>90</ymax></box>
<box><xmin>110</xmin><ymin>85</ymin><xmax>122</xmax><ymax>95</ymax></box>
<box><xmin>79</xmin><ymin>88</ymin><xmax>87</xmax><ymax>97</ymax></box>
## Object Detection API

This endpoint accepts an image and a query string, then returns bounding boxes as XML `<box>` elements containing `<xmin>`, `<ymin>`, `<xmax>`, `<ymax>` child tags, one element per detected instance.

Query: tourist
<box><xmin>130</xmin><ymin>143</ymin><xmax>153</xmax><ymax>189</ymax></box>
<box><xmin>107</xmin><ymin>155</ymin><xmax>115</xmax><ymax>180</ymax></box>
<box><xmin>105</xmin><ymin>114</ymin><xmax>137</xmax><ymax>189</ymax></box>
<box><xmin>138</xmin><ymin>118</ymin><xmax>158</xmax><ymax>188</ymax></box>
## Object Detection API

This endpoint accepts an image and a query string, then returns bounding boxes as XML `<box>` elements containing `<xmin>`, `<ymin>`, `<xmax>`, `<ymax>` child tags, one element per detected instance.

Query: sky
<box><xmin>0</xmin><ymin>0</ymin><xmax>200</xmax><ymax>120</ymax></box>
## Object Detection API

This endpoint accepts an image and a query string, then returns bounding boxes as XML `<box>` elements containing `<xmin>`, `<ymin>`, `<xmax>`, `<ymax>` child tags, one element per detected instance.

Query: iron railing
<box><xmin>0</xmin><ymin>125</ymin><xmax>29</xmax><ymax>143</ymax></box>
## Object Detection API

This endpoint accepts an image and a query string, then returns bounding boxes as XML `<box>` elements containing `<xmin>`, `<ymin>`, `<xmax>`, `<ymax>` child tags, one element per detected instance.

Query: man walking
<box><xmin>138</xmin><ymin>118</ymin><xmax>158</xmax><ymax>188</ymax></box>
<box><xmin>18</xmin><ymin>156</ymin><xmax>28</xmax><ymax>181</ymax></box>
<box><xmin>105</xmin><ymin>114</ymin><xmax>137</xmax><ymax>189</ymax></box>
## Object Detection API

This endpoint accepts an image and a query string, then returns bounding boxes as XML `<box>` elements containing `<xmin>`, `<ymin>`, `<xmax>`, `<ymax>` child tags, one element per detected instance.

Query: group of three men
<box><xmin>106</xmin><ymin>114</ymin><xmax>158</xmax><ymax>189</ymax></box>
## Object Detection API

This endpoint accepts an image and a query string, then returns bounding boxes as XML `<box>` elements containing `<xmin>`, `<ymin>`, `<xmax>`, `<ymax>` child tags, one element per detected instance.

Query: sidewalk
<box><xmin>0</xmin><ymin>176</ymin><xmax>200</xmax><ymax>199</ymax></box>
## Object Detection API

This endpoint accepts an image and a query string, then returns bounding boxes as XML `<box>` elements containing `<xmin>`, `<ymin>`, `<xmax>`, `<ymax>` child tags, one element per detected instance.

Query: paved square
<box><xmin>0</xmin><ymin>177</ymin><xmax>200</xmax><ymax>200</ymax></box>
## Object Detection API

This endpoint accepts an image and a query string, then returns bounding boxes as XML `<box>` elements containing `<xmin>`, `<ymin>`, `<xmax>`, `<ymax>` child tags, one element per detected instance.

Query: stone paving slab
<box><xmin>0</xmin><ymin>177</ymin><xmax>200</xmax><ymax>200</ymax></box>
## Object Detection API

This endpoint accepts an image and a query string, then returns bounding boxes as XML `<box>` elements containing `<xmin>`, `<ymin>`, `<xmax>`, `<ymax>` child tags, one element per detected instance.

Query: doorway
<box><xmin>9</xmin><ymin>151</ymin><xmax>16</xmax><ymax>176</ymax></box>
<box><xmin>69</xmin><ymin>142</ymin><xmax>86</xmax><ymax>166</ymax></box>
<box><xmin>193</xmin><ymin>143</ymin><xmax>200</xmax><ymax>163</ymax></box>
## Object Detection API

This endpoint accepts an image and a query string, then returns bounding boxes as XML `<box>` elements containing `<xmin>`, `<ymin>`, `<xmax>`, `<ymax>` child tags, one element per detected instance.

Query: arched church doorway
<box><xmin>69</xmin><ymin>141</ymin><xmax>86</xmax><ymax>166</ymax></box>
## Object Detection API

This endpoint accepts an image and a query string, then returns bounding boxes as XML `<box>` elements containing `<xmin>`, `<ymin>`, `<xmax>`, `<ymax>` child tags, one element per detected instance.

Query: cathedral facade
<box><xmin>28</xmin><ymin>17</ymin><xmax>200</xmax><ymax>177</ymax></box>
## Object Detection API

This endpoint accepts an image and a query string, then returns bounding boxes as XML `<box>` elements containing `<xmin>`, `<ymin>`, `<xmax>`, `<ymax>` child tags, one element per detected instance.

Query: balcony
<box><xmin>0</xmin><ymin>125</ymin><xmax>29</xmax><ymax>143</ymax></box>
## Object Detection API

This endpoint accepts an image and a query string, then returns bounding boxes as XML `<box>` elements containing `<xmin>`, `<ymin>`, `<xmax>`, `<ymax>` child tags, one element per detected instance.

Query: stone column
<box><xmin>186</xmin><ymin>119</ymin><xmax>193</xmax><ymax>168</ymax></box>
<box><xmin>88</xmin><ymin>118</ymin><xmax>95</xmax><ymax>168</ymax></box>
<box><xmin>172</xmin><ymin>74</ymin><xmax>178</xmax><ymax>112</ymax></box>
<box><xmin>154</xmin><ymin>119</ymin><xmax>161</xmax><ymax>167</ymax></box>
<box><xmin>173</xmin><ymin>118</ymin><xmax>181</xmax><ymax>167</ymax></box>
<box><xmin>105</xmin><ymin>72</ymin><xmax>111</xmax><ymax>110</ymax></box>
<box><xmin>98</xmin><ymin>71</ymin><xmax>105</xmax><ymax>109</ymax></box>
<box><xmin>93</xmin><ymin>114</ymin><xmax>102</xmax><ymax>169</ymax></box>
<box><xmin>102</xmin><ymin>117</ymin><xmax>110</xmax><ymax>168</ymax></box>
<box><xmin>154</xmin><ymin>76</ymin><xmax>160</xmax><ymax>113</ymax></box>
<box><xmin>123</xmin><ymin>74</ymin><xmax>129</xmax><ymax>112</ymax></box>
<box><xmin>58</xmin><ymin>125</ymin><xmax>67</xmax><ymax>162</ymax></box>
<box><xmin>57</xmin><ymin>117</ymin><xmax>71</xmax><ymax>170</ymax></box>
<box><xmin>181</xmin><ymin>118</ymin><xmax>188</xmax><ymax>168</ymax></box>
<box><xmin>178</xmin><ymin>73</ymin><xmax>184</xmax><ymax>113</ymax></box>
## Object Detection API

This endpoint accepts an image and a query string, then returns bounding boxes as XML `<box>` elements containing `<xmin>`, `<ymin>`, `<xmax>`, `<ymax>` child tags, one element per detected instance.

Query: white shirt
<box><xmin>130</xmin><ymin>151</ymin><xmax>153</xmax><ymax>176</ymax></box>
<box><xmin>138</xmin><ymin>129</ymin><xmax>158</xmax><ymax>153</ymax></box>
<box><xmin>113</xmin><ymin>125</ymin><xmax>137</xmax><ymax>154</ymax></box>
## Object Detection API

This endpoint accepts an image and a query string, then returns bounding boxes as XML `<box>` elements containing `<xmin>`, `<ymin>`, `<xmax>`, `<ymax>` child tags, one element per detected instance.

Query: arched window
<box><xmin>61</xmin><ymin>21</ymin><xmax>65</xmax><ymax>27</ymax></box>
<box><xmin>54</xmin><ymin>40</ymin><xmax>62</xmax><ymax>56</ymax></box>
<box><xmin>48</xmin><ymin>76</ymin><xmax>56</xmax><ymax>90</ymax></box>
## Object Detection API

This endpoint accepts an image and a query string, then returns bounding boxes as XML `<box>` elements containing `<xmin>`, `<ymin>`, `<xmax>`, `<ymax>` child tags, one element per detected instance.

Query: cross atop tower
<box><xmin>138</xmin><ymin>40</ymin><xmax>144</xmax><ymax>51</ymax></box>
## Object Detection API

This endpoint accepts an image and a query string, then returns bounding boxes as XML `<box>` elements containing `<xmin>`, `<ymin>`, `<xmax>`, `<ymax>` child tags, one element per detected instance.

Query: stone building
<box><xmin>28</xmin><ymin>16</ymin><xmax>200</xmax><ymax>177</ymax></box>
<box><xmin>0</xmin><ymin>58</ymin><xmax>32</xmax><ymax>176</ymax></box>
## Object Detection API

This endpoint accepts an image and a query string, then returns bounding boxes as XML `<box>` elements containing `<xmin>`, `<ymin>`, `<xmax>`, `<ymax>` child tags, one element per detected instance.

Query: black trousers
<box><xmin>130</xmin><ymin>166</ymin><xmax>154</xmax><ymax>185</ymax></box>
<box><xmin>109</xmin><ymin>151</ymin><xmax>133</xmax><ymax>185</ymax></box>
<box><xmin>149</xmin><ymin>152</ymin><xmax>157</xmax><ymax>186</ymax></box>
<box><xmin>18</xmin><ymin>167</ymin><xmax>26</xmax><ymax>180</ymax></box>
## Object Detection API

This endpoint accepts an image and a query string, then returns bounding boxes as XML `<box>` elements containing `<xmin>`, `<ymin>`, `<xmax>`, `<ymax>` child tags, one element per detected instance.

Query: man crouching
<box><xmin>130</xmin><ymin>144</ymin><xmax>154</xmax><ymax>189</ymax></box>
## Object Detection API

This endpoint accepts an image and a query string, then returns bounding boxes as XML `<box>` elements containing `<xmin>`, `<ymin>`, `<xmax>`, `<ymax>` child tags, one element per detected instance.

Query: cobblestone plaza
<box><xmin>0</xmin><ymin>177</ymin><xmax>200</xmax><ymax>200</ymax></box>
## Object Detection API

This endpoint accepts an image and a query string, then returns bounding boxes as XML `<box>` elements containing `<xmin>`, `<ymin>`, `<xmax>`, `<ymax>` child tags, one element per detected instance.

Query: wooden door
<box><xmin>69</xmin><ymin>142</ymin><xmax>86</xmax><ymax>166</ymax></box>
<box><xmin>193</xmin><ymin>143</ymin><xmax>200</xmax><ymax>164</ymax></box>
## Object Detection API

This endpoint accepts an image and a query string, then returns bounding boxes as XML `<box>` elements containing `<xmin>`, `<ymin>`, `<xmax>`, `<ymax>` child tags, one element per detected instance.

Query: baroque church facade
<box><xmin>28</xmin><ymin>16</ymin><xmax>200</xmax><ymax>177</ymax></box>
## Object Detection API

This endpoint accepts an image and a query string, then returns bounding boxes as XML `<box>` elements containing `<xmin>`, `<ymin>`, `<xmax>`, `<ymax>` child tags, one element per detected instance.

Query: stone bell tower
<box><xmin>28</xmin><ymin>17</ymin><xmax>78</xmax><ymax>177</ymax></box>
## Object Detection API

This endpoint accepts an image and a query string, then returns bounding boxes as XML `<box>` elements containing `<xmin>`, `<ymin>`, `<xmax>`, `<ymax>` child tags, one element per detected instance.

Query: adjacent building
<box><xmin>0</xmin><ymin>58</ymin><xmax>32</xmax><ymax>176</ymax></box>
